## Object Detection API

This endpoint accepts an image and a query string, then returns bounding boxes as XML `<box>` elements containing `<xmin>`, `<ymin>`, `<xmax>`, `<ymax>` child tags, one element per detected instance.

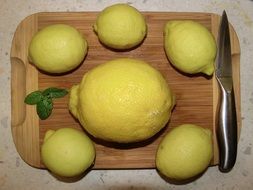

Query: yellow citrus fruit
<box><xmin>69</xmin><ymin>58</ymin><xmax>175</xmax><ymax>143</ymax></box>
<box><xmin>164</xmin><ymin>21</ymin><xmax>217</xmax><ymax>75</ymax></box>
<box><xmin>93</xmin><ymin>3</ymin><xmax>147</xmax><ymax>49</ymax></box>
<box><xmin>156</xmin><ymin>124</ymin><xmax>213</xmax><ymax>180</ymax></box>
<box><xmin>41</xmin><ymin>128</ymin><xmax>95</xmax><ymax>177</ymax></box>
<box><xmin>29</xmin><ymin>24</ymin><xmax>87</xmax><ymax>73</ymax></box>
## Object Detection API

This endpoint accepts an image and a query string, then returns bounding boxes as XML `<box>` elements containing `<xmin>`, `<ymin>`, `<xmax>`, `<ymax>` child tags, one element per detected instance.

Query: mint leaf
<box><xmin>36</xmin><ymin>97</ymin><xmax>53</xmax><ymax>120</ymax></box>
<box><xmin>42</xmin><ymin>87</ymin><xmax>68</xmax><ymax>99</ymax></box>
<box><xmin>24</xmin><ymin>91</ymin><xmax>43</xmax><ymax>105</ymax></box>
<box><xmin>25</xmin><ymin>87</ymin><xmax>68</xmax><ymax>120</ymax></box>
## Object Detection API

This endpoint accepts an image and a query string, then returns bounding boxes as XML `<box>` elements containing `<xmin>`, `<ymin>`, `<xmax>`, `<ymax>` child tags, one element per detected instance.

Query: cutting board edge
<box><xmin>11</xmin><ymin>13</ymin><xmax>41</xmax><ymax>168</ymax></box>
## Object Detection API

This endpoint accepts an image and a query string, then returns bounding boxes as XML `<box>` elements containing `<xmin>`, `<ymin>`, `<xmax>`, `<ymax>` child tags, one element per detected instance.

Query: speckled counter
<box><xmin>1</xmin><ymin>0</ymin><xmax>253</xmax><ymax>189</ymax></box>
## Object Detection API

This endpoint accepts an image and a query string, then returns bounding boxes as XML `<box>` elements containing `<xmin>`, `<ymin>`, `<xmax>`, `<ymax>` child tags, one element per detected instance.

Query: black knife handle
<box><xmin>216</xmin><ymin>79</ymin><xmax>238</xmax><ymax>172</ymax></box>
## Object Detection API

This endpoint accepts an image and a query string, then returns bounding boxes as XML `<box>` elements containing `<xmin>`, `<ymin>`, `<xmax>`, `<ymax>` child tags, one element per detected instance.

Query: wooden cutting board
<box><xmin>11</xmin><ymin>12</ymin><xmax>241</xmax><ymax>169</ymax></box>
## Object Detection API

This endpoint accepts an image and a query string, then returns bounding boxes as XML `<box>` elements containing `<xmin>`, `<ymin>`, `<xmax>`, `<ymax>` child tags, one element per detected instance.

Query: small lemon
<box><xmin>29</xmin><ymin>24</ymin><xmax>87</xmax><ymax>73</ymax></box>
<box><xmin>41</xmin><ymin>128</ymin><xmax>95</xmax><ymax>177</ymax></box>
<box><xmin>69</xmin><ymin>58</ymin><xmax>175</xmax><ymax>143</ymax></box>
<box><xmin>93</xmin><ymin>3</ymin><xmax>147</xmax><ymax>49</ymax></box>
<box><xmin>156</xmin><ymin>124</ymin><xmax>213</xmax><ymax>180</ymax></box>
<box><xmin>164</xmin><ymin>21</ymin><xmax>217</xmax><ymax>75</ymax></box>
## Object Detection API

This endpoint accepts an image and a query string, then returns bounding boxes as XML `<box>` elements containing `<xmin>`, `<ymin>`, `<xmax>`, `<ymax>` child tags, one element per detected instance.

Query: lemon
<box><xmin>69</xmin><ymin>58</ymin><xmax>175</xmax><ymax>143</ymax></box>
<box><xmin>93</xmin><ymin>3</ymin><xmax>147</xmax><ymax>49</ymax></box>
<box><xmin>156</xmin><ymin>124</ymin><xmax>213</xmax><ymax>180</ymax></box>
<box><xmin>41</xmin><ymin>128</ymin><xmax>95</xmax><ymax>177</ymax></box>
<box><xmin>164</xmin><ymin>21</ymin><xmax>217</xmax><ymax>75</ymax></box>
<box><xmin>29</xmin><ymin>24</ymin><xmax>87</xmax><ymax>73</ymax></box>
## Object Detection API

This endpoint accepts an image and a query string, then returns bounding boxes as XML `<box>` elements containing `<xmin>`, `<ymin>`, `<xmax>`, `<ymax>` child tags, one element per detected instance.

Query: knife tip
<box><xmin>222</xmin><ymin>10</ymin><xmax>228</xmax><ymax>18</ymax></box>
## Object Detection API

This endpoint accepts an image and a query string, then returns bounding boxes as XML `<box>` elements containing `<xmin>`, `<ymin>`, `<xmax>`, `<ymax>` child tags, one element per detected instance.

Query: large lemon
<box><xmin>41</xmin><ymin>128</ymin><xmax>95</xmax><ymax>177</ymax></box>
<box><xmin>156</xmin><ymin>124</ymin><xmax>213</xmax><ymax>180</ymax></box>
<box><xmin>164</xmin><ymin>21</ymin><xmax>217</xmax><ymax>75</ymax></box>
<box><xmin>29</xmin><ymin>24</ymin><xmax>87</xmax><ymax>73</ymax></box>
<box><xmin>93</xmin><ymin>3</ymin><xmax>147</xmax><ymax>49</ymax></box>
<box><xmin>69</xmin><ymin>58</ymin><xmax>175</xmax><ymax>143</ymax></box>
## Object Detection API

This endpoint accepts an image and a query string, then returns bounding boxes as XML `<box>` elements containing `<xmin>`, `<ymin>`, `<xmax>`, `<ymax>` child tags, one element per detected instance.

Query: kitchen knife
<box><xmin>216</xmin><ymin>11</ymin><xmax>237</xmax><ymax>172</ymax></box>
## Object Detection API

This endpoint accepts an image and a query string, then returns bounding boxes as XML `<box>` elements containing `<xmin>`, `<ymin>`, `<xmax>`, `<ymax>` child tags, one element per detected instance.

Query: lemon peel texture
<box><xmin>94</xmin><ymin>4</ymin><xmax>147</xmax><ymax>50</ymax></box>
<box><xmin>164</xmin><ymin>21</ymin><xmax>217</xmax><ymax>75</ymax></box>
<box><xmin>41</xmin><ymin>128</ymin><xmax>95</xmax><ymax>177</ymax></box>
<box><xmin>156</xmin><ymin>124</ymin><xmax>213</xmax><ymax>180</ymax></box>
<box><xmin>29</xmin><ymin>24</ymin><xmax>87</xmax><ymax>73</ymax></box>
<box><xmin>69</xmin><ymin>58</ymin><xmax>175</xmax><ymax>143</ymax></box>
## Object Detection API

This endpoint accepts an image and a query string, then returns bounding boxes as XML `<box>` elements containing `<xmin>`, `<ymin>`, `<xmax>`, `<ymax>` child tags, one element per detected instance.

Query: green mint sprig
<box><xmin>24</xmin><ymin>87</ymin><xmax>68</xmax><ymax>120</ymax></box>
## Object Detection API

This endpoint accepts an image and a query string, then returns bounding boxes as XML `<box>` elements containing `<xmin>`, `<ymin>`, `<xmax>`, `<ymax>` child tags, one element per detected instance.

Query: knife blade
<box><xmin>216</xmin><ymin>10</ymin><xmax>237</xmax><ymax>172</ymax></box>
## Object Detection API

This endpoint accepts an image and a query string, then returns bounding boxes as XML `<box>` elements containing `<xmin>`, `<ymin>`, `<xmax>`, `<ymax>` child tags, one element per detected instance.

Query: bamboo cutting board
<box><xmin>11</xmin><ymin>12</ymin><xmax>241</xmax><ymax>169</ymax></box>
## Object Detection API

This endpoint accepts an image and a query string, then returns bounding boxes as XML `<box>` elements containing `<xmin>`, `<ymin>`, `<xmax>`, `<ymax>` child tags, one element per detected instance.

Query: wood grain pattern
<box><xmin>11</xmin><ymin>12</ymin><xmax>241</xmax><ymax>169</ymax></box>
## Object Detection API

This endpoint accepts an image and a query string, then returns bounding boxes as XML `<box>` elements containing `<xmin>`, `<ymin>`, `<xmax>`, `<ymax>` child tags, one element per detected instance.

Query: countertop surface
<box><xmin>1</xmin><ymin>0</ymin><xmax>253</xmax><ymax>189</ymax></box>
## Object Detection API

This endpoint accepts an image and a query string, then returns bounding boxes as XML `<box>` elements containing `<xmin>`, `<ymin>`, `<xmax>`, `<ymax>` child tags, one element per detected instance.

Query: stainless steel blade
<box><xmin>216</xmin><ymin>11</ymin><xmax>232</xmax><ymax>79</ymax></box>
<box><xmin>216</xmin><ymin>10</ymin><xmax>237</xmax><ymax>173</ymax></box>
